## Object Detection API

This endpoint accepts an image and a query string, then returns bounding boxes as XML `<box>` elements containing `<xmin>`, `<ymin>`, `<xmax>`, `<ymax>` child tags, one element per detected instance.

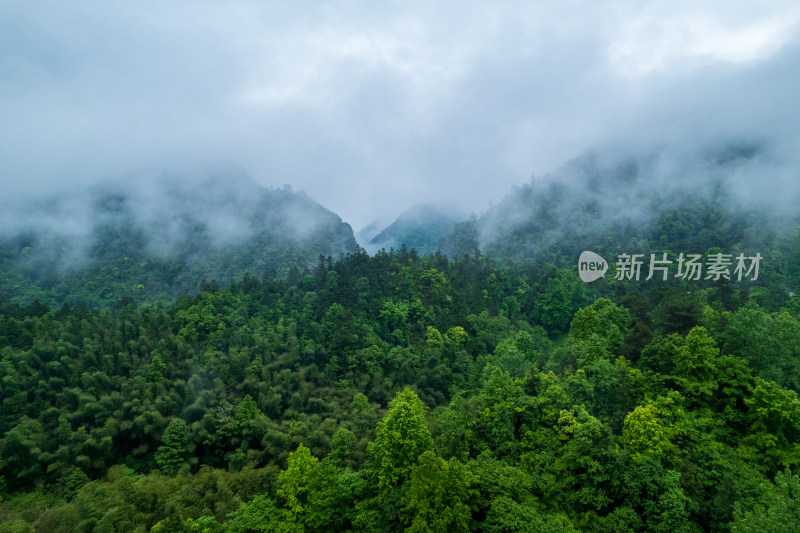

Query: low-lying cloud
<box><xmin>1</xmin><ymin>1</ymin><xmax>799</xmax><ymax>232</ymax></box>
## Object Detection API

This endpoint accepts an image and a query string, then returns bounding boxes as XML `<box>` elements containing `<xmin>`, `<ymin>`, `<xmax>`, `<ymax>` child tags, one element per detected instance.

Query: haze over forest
<box><xmin>2</xmin><ymin>2</ymin><xmax>800</xmax><ymax>533</ymax></box>
<box><xmin>2</xmin><ymin>1</ymin><xmax>800</xmax><ymax>230</ymax></box>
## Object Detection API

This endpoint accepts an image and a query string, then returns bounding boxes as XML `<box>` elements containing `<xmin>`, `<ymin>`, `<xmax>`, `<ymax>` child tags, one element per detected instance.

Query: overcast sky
<box><xmin>2</xmin><ymin>1</ymin><xmax>799</xmax><ymax>230</ymax></box>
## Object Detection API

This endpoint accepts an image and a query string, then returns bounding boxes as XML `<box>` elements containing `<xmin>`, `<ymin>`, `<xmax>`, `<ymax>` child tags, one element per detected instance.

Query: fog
<box><xmin>1</xmin><ymin>1</ymin><xmax>799</xmax><ymax>232</ymax></box>
<box><xmin>472</xmin><ymin>139</ymin><xmax>785</xmax><ymax>256</ymax></box>
<box><xmin>0</xmin><ymin>171</ymin><xmax>355</xmax><ymax>284</ymax></box>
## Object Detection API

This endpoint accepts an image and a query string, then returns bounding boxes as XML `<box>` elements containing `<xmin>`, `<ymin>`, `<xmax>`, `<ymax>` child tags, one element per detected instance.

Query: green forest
<box><xmin>1</xmin><ymin>230</ymin><xmax>800</xmax><ymax>531</ymax></box>
<box><xmin>4</xmin><ymin>0</ymin><xmax>800</xmax><ymax>529</ymax></box>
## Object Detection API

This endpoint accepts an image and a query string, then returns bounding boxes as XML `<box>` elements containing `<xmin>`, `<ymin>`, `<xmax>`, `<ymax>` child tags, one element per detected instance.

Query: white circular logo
<box><xmin>578</xmin><ymin>251</ymin><xmax>607</xmax><ymax>282</ymax></box>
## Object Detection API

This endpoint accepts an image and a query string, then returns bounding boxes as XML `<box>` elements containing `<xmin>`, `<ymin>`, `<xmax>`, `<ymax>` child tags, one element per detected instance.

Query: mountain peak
<box><xmin>361</xmin><ymin>203</ymin><xmax>465</xmax><ymax>255</ymax></box>
<box><xmin>0</xmin><ymin>172</ymin><xmax>357</xmax><ymax>307</ymax></box>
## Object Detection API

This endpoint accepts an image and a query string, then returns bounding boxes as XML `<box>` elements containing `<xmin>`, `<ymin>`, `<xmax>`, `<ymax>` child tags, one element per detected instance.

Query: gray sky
<box><xmin>2</xmin><ymin>1</ymin><xmax>799</xmax><ymax>231</ymax></box>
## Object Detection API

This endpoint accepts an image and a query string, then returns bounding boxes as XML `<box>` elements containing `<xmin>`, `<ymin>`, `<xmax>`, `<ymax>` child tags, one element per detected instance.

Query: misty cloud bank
<box><xmin>1</xmin><ymin>173</ymin><xmax>353</xmax><ymax>257</ymax></box>
<box><xmin>439</xmin><ymin>137</ymin><xmax>798</xmax><ymax>262</ymax></box>
<box><xmin>0</xmin><ymin>172</ymin><xmax>356</xmax><ymax>306</ymax></box>
<box><xmin>1</xmin><ymin>1</ymin><xmax>799</xmax><ymax>230</ymax></box>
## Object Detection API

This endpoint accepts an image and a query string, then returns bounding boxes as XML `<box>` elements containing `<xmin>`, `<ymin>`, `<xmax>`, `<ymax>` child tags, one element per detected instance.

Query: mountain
<box><xmin>4</xmin><ymin>145</ymin><xmax>800</xmax><ymax>532</ymax></box>
<box><xmin>364</xmin><ymin>203</ymin><xmax>464</xmax><ymax>254</ymax></box>
<box><xmin>0</xmin><ymin>172</ymin><xmax>357</xmax><ymax>308</ymax></box>
<box><xmin>440</xmin><ymin>140</ymin><xmax>794</xmax><ymax>266</ymax></box>
<box><xmin>355</xmin><ymin>220</ymin><xmax>386</xmax><ymax>248</ymax></box>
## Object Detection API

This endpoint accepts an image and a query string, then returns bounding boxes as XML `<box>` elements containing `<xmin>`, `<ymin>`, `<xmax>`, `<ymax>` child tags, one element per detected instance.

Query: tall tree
<box><xmin>155</xmin><ymin>418</ymin><xmax>189</xmax><ymax>475</ymax></box>
<box><xmin>402</xmin><ymin>451</ymin><xmax>476</xmax><ymax>533</ymax></box>
<box><xmin>367</xmin><ymin>387</ymin><xmax>434</xmax><ymax>489</ymax></box>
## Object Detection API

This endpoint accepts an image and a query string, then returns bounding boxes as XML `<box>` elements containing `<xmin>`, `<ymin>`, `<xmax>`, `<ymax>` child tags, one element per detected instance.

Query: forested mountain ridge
<box><xmin>440</xmin><ymin>141</ymin><xmax>796</xmax><ymax>276</ymax></box>
<box><xmin>362</xmin><ymin>204</ymin><xmax>464</xmax><ymax>255</ymax></box>
<box><xmin>1</xmin><ymin>142</ymin><xmax>800</xmax><ymax>531</ymax></box>
<box><xmin>1</xmin><ymin>241</ymin><xmax>799</xmax><ymax>531</ymax></box>
<box><xmin>0</xmin><ymin>174</ymin><xmax>357</xmax><ymax>309</ymax></box>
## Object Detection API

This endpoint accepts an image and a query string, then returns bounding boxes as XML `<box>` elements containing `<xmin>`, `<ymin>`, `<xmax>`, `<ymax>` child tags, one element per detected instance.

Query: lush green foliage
<box><xmin>0</xmin><ymin>177</ymin><xmax>356</xmax><ymax>309</ymax></box>
<box><xmin>1</xmin><ymin>231</ymin><xmax>799</xmax><ymax>531</ymax></box>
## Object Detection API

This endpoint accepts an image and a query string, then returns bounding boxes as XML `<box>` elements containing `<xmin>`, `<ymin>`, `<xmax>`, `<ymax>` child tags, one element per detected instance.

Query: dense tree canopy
<box><xmin>0</xmin><ymin>231</ymin><xmax>798</xmax><ymax>531</ymax></box>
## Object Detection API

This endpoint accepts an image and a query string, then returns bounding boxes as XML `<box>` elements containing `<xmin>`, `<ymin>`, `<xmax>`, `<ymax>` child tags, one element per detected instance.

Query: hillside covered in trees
<box><xmin>1</xmin><ymin>141</ymin><xmax>800</xmax><ymax>531</ymax></box>
<box><xmin>1</xmin><ymin>230</ymin><xmax>799</xmax><ymax>531</ymax></box>
<box><xmin>3</xmin><ymin>0</ymin><xmax>799</xmax><ymax>529</ymax></box>
<box><xmin>361</xmin><ymin>204</ymin><xmax>464</xmax><ymax>256</ymax></box>
<box><xmin>439</xmin><ymin>142</ymin><xmax>793</xmax><ymax>271</ymax></box>
<box><xmin>0</xmin><ymin>173</ymin><xmax>357</xmax><ymax>310</ymax></box>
